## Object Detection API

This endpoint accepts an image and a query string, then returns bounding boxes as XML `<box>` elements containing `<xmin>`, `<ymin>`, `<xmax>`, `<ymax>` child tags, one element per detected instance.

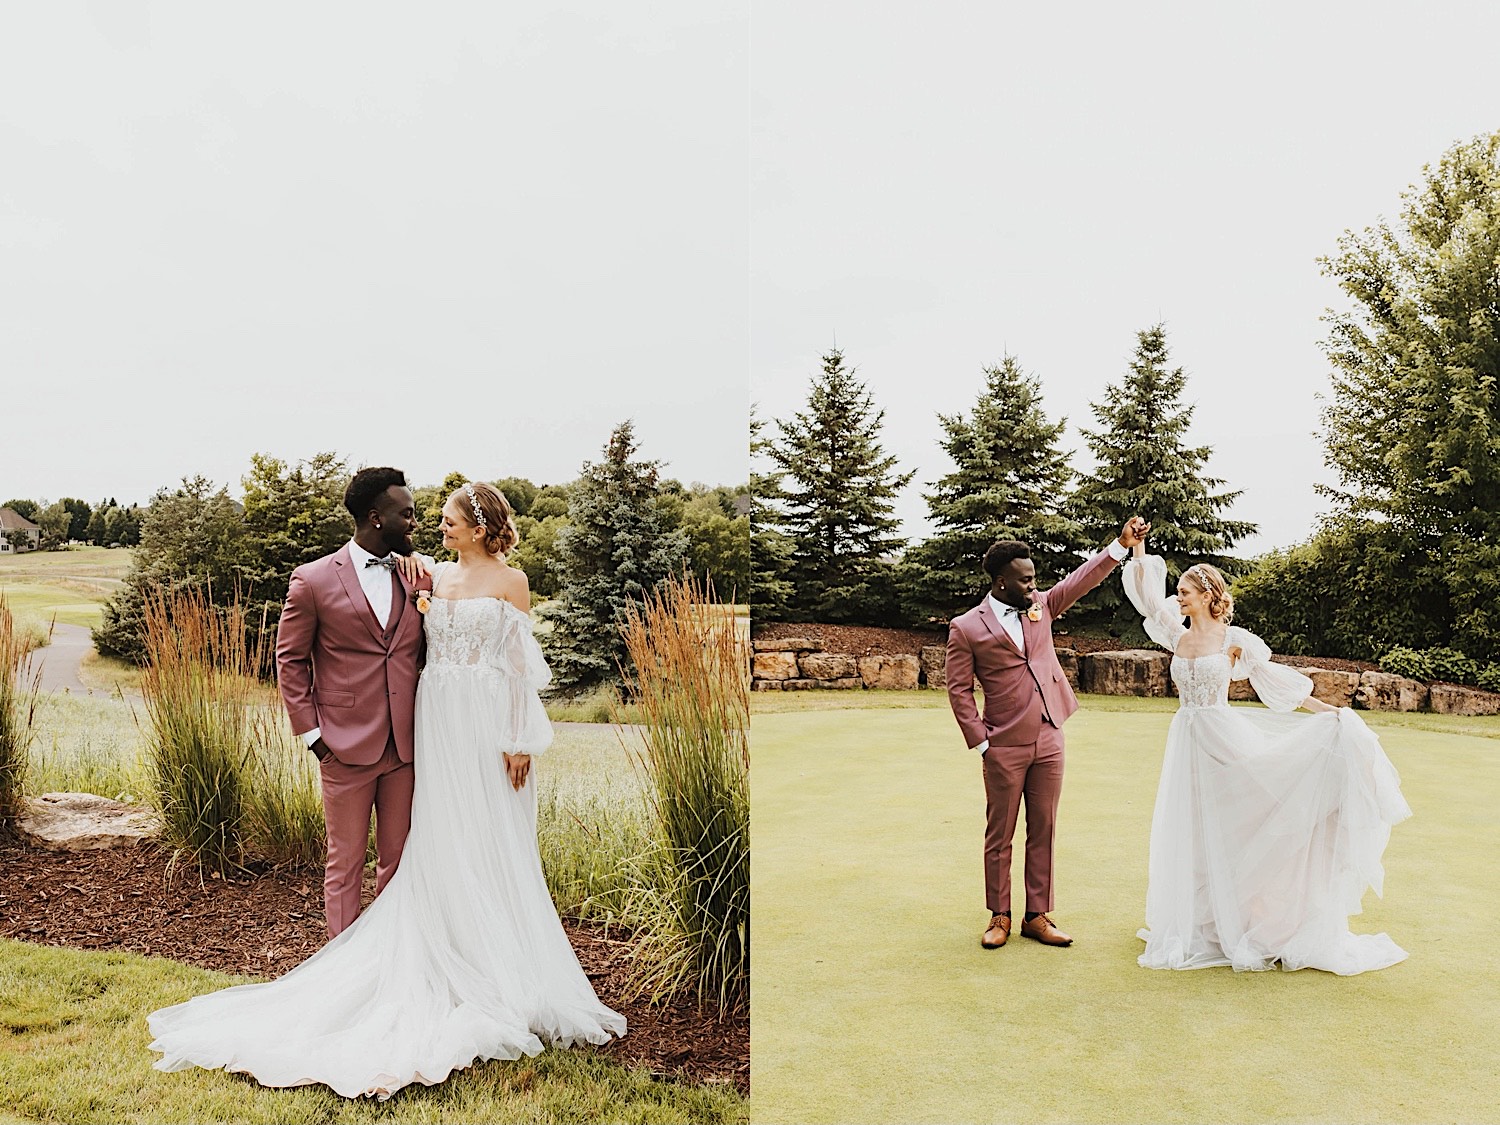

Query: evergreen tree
<box><xmin>765</xmin><ymin>350</ymin><xmax>914</xmax><ymax>624</ymax></box>
<box><xmin>94</xmin><ymin>477</ymin><xmax>245</xmax><ymax>662</ymax></box>
<box><xmin>1069</xmin><ymin>325</ymin><xmax>1256</xmax><ymax>638</ymax></box>
<box><xmin>903</xmin><ymin>356</ymin><xmax>1086</xmax><ymax>623</ymax></box>
<box><xmin>749</xmin><ymin>406</ymin><xmax>794</xmax><ymax>620</ymax></box>
<box><xmin>541</xmin><ymin>421</ymin><xmax>690</xmax><ymax>689</ymax></box>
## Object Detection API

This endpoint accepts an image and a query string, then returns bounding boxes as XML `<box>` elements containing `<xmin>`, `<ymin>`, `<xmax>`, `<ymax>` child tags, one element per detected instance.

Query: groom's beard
<box><xmin>380</xmin><ymin>529</ymin><xmax>415</xmax><ymax>556</ymax></box>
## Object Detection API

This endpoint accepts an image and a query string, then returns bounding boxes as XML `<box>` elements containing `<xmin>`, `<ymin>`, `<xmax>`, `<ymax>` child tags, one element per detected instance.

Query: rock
<box><xmin>752</xmin><ymin>637</ymin><xmax>821</xmax><ymax>653</ymax></box>
<box><xmin>1079</xmin><ymin>650</ymin><xmax>1171</xmax><ymax>697</ymax></box>
<box><xmin>857</xmin><ymin>654</ymin><xmax>921</xmax><ymax>690</ymax></box>
<box><xmin>1055</xmin><ymin>648</ymin><xmax>1079</xmax><ymax>691</ymax></box>
<box><xmin>1227</xmin><ymin>677</ymin><xmax>1259</xmax><ymax>703</ymax></box>
<box><xmin>750</xmin><ymin>679</ymin><xmax>783</xmax><ymax>691</ymax></box>
<box><xmin>1427</xmin><ymin>683</ymin><xmax>1500</xmax><ymax>716</ymax></box>
<box><xmin>780</xmin><ymin>678</ymin><xmax>819</xmax><ymax>691</ymax></box>
<box><xmin>799</xmin><ymin>653</ymin><xmax>858</xmax><ymax>680</ymax></box>
<box><xmin>919</xmin><ymin>645</ymin><xmax>947</xmax><ymax>689</ymax></box>
<box><xmin>1296</xmin><ymin>667</ymin><xmax>1361</xmax><ymax>708</ymax></box>
<box><xmin>751</xmin><ymin>651</ymin><xmax>799</xmax><ymax>680</ymax></box>
<box><xmin>1354</xmin><ymin>671</ymin><xmax>1429</xmax><ymax>712</ymax></box>
<box><xmin>17</xmin><ymin>792</ymin><xmax>159</xmax><ymax>851</ymax></box>
<box><xmin>808</xmin><ymin>677</ymin><xmax>863</xmax><ymax>690</ymax></box>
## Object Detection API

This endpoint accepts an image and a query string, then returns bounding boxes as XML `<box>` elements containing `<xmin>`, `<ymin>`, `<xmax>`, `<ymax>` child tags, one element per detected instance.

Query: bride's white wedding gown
<box><xmin>1123</xmin><ymin>554</ymin><xmax>1412</xmax><ymax>975</ymax></box>
<box><xmin>148</xmin><ymin>579</ymin><xmax>625</xmax><ymax>1098</ymax></box>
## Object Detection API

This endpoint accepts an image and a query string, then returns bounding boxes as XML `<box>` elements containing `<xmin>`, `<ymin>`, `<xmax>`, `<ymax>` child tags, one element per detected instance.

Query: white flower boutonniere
<box><xmin>1026</xmin><ymin>602</ymin><xmax>1043</xmax><ymax>623</ymax></box>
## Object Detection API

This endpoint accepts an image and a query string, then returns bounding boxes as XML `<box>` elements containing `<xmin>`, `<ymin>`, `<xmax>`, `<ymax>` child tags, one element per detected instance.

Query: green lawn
<box><xmin>0</xmin><ymin>545</ymin><xmax>131</xmax><ymax>631</ymax></box>
<box><xmin>0</xmin><ymin>940</ymin><xmax>743</xmax><ymax>1124</ymax></box>
<box><xmin>750</xmin><ymin>694</ymin><xmax>1500</xmax><ymax>1124</ymax></box>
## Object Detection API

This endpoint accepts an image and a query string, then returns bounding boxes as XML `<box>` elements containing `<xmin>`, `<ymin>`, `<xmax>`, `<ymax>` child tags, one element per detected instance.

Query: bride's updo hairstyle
<box><xmin>1182</xmin><ymin>562</ymin><xmax>1233</xmax><ymax>623</ymax></box>
<box><xmin>449</xmin><ymin>482</ymin><xmax>519</xmax><ymax>556</ymax></box>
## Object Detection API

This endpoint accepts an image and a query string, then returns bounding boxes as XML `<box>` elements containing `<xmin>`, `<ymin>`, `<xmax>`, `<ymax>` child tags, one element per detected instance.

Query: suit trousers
<box><xmin>981</xmin><ymin>721</ymin><xmax>1065</xmax><ymax>915</ymax></box>
<box><xmin>318</xmin><ymin>731</ymin><xmax>414</xmax><ymax>938</ymax></box>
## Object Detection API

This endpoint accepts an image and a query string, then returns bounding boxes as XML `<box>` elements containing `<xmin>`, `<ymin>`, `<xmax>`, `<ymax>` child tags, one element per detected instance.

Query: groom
<box><xmin>276</xmin><ymin>467</ymin><xmax>429</xmax><ymax>938</ymax></box>
<box><xmin>945</xmin><ymin>516</ymin><xmax>1150</xmax><ymax>950</ymax></box>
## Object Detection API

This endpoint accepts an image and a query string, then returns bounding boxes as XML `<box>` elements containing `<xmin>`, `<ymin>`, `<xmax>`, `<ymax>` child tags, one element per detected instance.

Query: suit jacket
<box><xmin>275</xmin><ymin>545</ymin><xmax>424</xmax><ymax>766</ymax></box>
<box><xmin>945</xmin><ymin>548</ymin><xmax>1121</xmax><ymax>749</ymax></box>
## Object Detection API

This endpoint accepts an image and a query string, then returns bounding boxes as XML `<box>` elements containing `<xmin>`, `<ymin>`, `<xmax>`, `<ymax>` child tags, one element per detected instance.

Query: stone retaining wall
<box><xmin>749</xmin><ymin>638</ymin><xmax>1500</xmax><ymax>715</ymax></box>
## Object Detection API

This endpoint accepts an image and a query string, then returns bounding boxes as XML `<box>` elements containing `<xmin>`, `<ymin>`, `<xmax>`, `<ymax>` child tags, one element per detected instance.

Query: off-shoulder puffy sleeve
<box><xmin>1121</xmin><ymin>554</ymin><xmax>1187</xmax><ymax>652</ymax></box>
<box><xmin>495</xmin><ymin>609</ymin><xmax>555</xmax><ymax>755</ymax></box>
<box><xmin>1226</xmin><ymin>625</ymin><xmax>1314</xmax><ymax>712</ymax></box>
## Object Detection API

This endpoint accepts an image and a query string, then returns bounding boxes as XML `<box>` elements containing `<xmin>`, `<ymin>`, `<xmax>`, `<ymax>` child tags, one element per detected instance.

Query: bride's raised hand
<box><xmin>503</xmin><ymin>752</ymin><xmax>532</xmax><ymax>791</ymax></box>
<box><xmin>396</xmin><ymin>554</ymin><xmax>428</xmax><ymax>583</ymax></box>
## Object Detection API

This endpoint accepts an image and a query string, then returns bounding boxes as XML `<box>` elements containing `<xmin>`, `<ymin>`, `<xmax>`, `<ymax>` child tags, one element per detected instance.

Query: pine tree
<box><xmin>541</xmin><ymin>421</ymin><xmax>691</xmax><ymax>689</ymax></box>
<box><xmin>749</xmin><ymin>405</ymin><xmax>794</xmax><ymax>620</ymax></box>
<box><xmin>904</xmin><ymin>357</ymin><xmax>1086</xmax><ymax>623</ymax></box>
<box><xmin>765</xmin><ymin>350</ymin><xmax>914</xmax><ymax>624</ymax></box>
<box><xmin>1069</xmin><ymin>325</ymin><xmax>1257</xmax><ymax>637</ymax></box>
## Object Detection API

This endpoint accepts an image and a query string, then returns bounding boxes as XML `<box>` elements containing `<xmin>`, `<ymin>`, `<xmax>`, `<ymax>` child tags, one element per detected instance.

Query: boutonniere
<box><xmin>411</xmin><ymin>571</ymin><xmax>434</xmax><ymax>614</ymax></box>
<box><xmin>1026</xmin><ymin>601</ymin><xmax>1043</xmax><ymax>623</ymax></box>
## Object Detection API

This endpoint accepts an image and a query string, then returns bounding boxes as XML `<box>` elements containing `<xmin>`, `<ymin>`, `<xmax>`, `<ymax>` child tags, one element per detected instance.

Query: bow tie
<box><xmin>364</xmin><ymin>555</ymin><xmax>397</xmax><ymax>570</ymax></box>
<box><xmin>998</xmin><ymin>603</ymin><xmax>1023</xmax><ymax>618</ymax></box>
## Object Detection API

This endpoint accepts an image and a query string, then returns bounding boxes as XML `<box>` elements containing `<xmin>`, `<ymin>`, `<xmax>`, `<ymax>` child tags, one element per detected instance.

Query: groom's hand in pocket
<box><xmin>310</xmin><ymin>738</ymin><xmax>332</xmax><ymax>763</ymax></box>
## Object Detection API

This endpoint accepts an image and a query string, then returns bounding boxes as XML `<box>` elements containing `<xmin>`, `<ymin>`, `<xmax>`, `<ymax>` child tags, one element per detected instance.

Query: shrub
<box><xmin>1477</xmin><ymin>664</ymin><xmax>1500</xmax><ymax>693</ymax></box>
<box><xmin>618</xmin><ymin>575</ymin><xmax>749</xmax><ymax>1013</ymax></box>
<box><xmin>1379</xmin><ymin>646</ymin><xmax>1431</xmax><ymax>681</ymax></box>
<box><xmin>1380</xmin><ymin>645</ymin><xmax>1482</xmax><ymax>685</ymax></box>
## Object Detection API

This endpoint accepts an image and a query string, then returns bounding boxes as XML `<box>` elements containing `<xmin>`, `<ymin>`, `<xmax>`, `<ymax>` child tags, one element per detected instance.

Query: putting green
<box><xmin>750</xmin><ymin>699</ymin><xmax>1500</xmax><ymax>1124</ymax></box>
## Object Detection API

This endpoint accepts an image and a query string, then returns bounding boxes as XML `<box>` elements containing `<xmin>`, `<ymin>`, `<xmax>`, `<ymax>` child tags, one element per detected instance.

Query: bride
<box><xmin>148</xmin><ymin>481</ymin><xmax>625</xmax><ymax>1097</ymax></box>
<box><xmin>1121</xmin><ymin>544</ymin><xmax>1412</xmax><ymax>975</ymax></box>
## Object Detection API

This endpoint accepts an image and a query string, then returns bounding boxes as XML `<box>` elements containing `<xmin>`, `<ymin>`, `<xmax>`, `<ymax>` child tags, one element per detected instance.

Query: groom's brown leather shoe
<box><xmin>981</xmin><ymin>914</ymin><xmax>1011</xmax><ymax>949</ymax></box>
<box><xmin>1020</xmin><ymin>913</ymin><xmax>1073</xmax><ymax>946</ymax></box>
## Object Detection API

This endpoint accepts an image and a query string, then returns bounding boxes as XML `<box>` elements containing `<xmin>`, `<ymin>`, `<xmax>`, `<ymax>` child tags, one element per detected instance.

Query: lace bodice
<box><xmin>1172</xmin><ymin>652</ymin><xmax>1233</xmax><ymax>710</ymax></box>
<box><xmin>424</xmin><ymin>597</ymin><xmax>546</xmax><ymax>681</ymax></box>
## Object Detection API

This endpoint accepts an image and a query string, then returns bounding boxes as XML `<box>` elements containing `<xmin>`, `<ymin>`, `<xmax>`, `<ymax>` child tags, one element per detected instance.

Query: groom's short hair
<box><xmin>344</xmin><ymin>467</ymin><xmax>408</xmax><ymax>524</ymax></box>
<box><xmin>982</xmin><ymin>540</ymin><xmax>1030</xmax><ymax>580</ymax></box>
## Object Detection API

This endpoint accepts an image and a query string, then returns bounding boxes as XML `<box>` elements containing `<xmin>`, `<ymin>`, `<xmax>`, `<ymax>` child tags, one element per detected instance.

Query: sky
<box><xmin>0</xmin><ymin>2</ymin><xmax>748</xmax><ymax>508</ymax></box>
<box><xmin>750</xmin><ymin>1</ymin><xmax>1500</xmax><ymax>555</ymax></box>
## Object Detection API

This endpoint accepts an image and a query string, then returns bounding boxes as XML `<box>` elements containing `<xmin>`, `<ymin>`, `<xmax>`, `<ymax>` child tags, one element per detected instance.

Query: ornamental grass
<box><xmin>0</xmin><ymin>594</ymin><xmax>43</xmax><ymax>834</ymax></box>
<box><xmin>617</xmin><ymin>576</ymin><xmax>750</xmax><ymax>1014</ymax></box>
<box><xmin>140</xmin><ymin>585</ymin><xmax>254</xmax><ymax>873</ymax></box>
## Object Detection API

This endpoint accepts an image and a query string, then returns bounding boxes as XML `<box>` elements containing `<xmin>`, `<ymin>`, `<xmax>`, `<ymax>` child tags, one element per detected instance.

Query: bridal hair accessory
<box><xmin>462</xmin><ymin>483</ymin><xmax>487</xmax><ymax>531</ymax></box>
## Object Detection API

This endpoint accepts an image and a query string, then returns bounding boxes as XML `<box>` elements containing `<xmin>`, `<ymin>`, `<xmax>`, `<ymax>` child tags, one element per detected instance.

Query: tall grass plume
<box><xmin>618</xmin><ymin>576</ymin><xmax>749</xmax><ymax>1013</ymax></box>
<box><xmin>0</xmin><ymin>595</ymin><xmax>44</xmax><ymax>834</ymax></box>
<box><xmin>140</xmin><ymin>586</ymin><xmax>256</xmax><ymax>873</ymax></box>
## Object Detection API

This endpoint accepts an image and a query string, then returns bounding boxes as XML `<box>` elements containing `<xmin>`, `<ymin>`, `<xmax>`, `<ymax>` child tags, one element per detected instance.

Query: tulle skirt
<box><xmin>1137</xmin><ymin>704</ymin><xmax>1411</xmax><ymax>975</ymax></box>
<box><xmin>147</xmin><ymin>663</ymin><xmax>625</xmax><ymax>1098</ymax></box>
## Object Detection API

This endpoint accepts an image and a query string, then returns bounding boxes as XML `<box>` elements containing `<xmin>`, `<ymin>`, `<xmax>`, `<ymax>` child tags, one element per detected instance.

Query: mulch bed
<box><xmin>0</xmin><ymin>840</ymin><xmax>747</xmax><ymax>1095</ymax></box>
<box><xmin>754</xmin><ymin>621</ymin><xmax>1380</xmax><ymax>675</ymax></box>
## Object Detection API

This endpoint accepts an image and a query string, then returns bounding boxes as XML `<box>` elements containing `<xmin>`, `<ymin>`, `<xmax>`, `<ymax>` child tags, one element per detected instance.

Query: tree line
<box><xmin>756</xmin><ymin>132</ymin><xmax>1500</xmax><ymax>667</ymax></box>
<box><xmin>92</xmin><ymin>422</ymin><xmax>749</xmax><ymax>691</ymax></box>
<box><xmin>754</xmin><ymin>324</ymin><xmax>1252</xmax><ymax>642</ymax></box>
<box><xmin>1</xmin><ymin>497</ymin><xmax>143</xmax><ymax>550</ymax></box>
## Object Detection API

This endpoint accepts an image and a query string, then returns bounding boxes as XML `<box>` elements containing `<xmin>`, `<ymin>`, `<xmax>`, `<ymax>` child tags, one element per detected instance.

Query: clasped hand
<box><xmin>503</xmin><ymin>752</ymin><xmax>532</xmax><ymax>790</ymax></box>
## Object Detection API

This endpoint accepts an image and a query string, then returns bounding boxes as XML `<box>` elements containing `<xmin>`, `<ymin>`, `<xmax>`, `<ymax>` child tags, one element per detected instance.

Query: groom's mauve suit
<box><xmin>276</xmin><ymin>544</ymin><xmax>424</xmax><ymax>937</ymax></box>
<box><xmin>945</xmin><ymin>547</ymin><xmax>1123</xmax><ymax>916</ymax></box>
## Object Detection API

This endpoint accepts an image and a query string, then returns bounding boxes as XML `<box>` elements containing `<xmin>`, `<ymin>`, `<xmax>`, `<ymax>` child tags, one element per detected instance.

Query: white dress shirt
<box><xmin>971</xmin><ymin>539</ymin><xmax>1131</xmax><ymax>753</ymax></box>
<box><xmin>348</xmin><ymin>538</ymin><xmax>397</xmax><ymax>629</ymax></box>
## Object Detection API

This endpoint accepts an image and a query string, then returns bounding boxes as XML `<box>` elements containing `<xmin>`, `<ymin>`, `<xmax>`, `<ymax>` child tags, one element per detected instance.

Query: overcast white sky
<box><xmin>750</xmin><ymin>1</ymin><xmax>1500</xmax><ymax>555</ymax></box>
<box><xmin>1</xmin><ymin>2</ymin><xmax>748</xmax><ymax>508</ymax></box>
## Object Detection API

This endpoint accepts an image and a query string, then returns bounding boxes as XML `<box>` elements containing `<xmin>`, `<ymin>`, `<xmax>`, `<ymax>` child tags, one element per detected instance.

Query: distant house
<box><xmin>0</xmin><ymin>507</ymin><xmax>42</xmax><ymax>554</ymax></box>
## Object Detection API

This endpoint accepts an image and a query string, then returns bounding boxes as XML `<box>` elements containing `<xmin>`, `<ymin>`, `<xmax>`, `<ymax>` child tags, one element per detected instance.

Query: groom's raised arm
<box><xmin>276</xmin><ymin>568</ymin><xmax>319</xmax><ymax>739</ymax></box>
<box><xmin>1044</xmin><ymin>517</ymin><xmax>1149</xmax><ymax>617</ymax></box>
